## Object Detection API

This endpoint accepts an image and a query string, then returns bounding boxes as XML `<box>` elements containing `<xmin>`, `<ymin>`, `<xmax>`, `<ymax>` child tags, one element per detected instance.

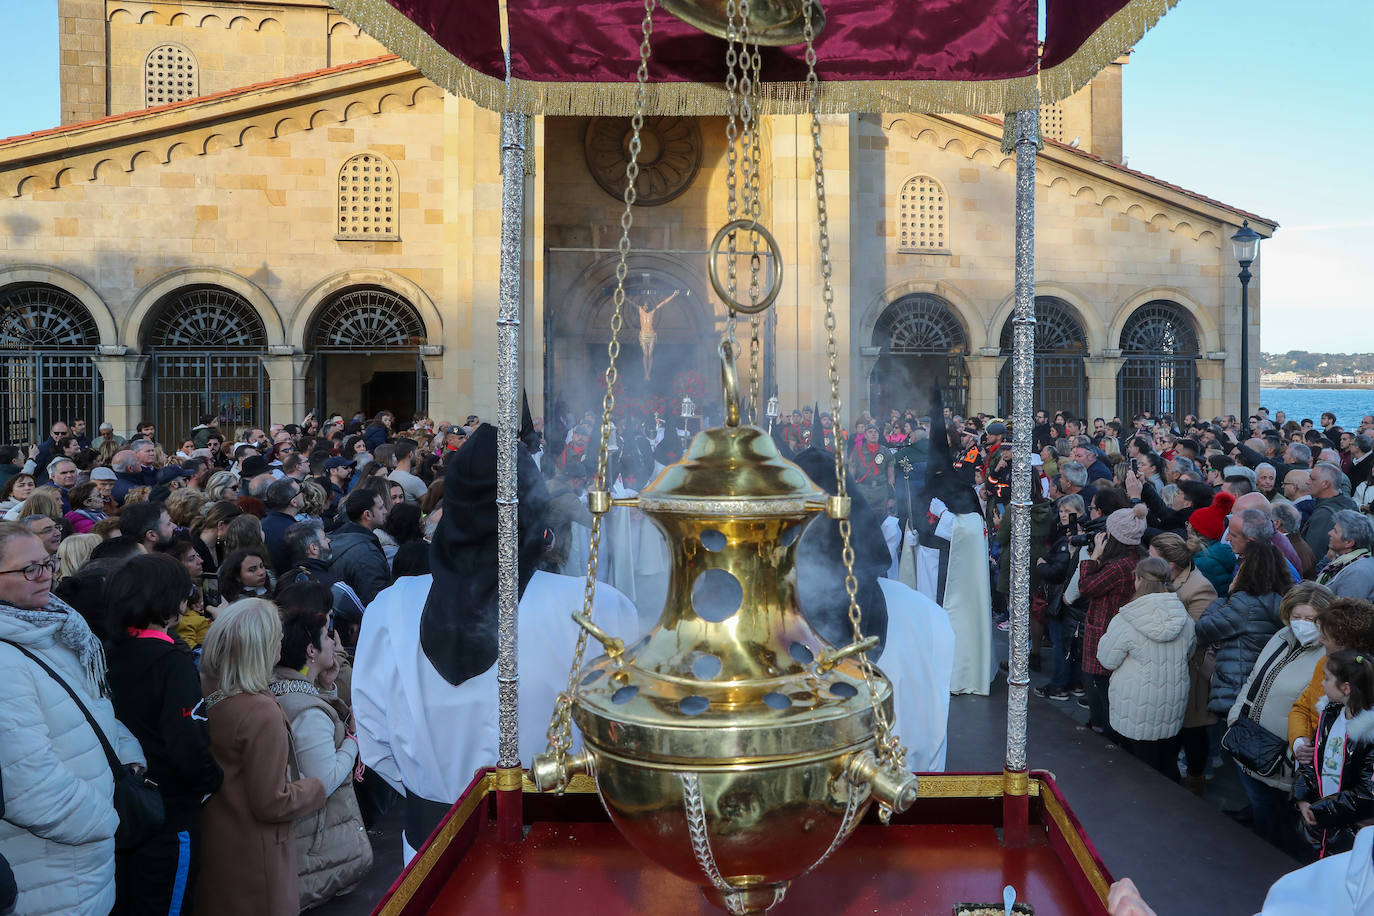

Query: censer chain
<box><xmin>543</xmin><ymin>0</ymin><xmax>658</xmax><ymax>775</ymax></box>
<box><xmin>803</xmin><ymin>5</ymin><xmax>908</xmax><ymax>800</ymax></box>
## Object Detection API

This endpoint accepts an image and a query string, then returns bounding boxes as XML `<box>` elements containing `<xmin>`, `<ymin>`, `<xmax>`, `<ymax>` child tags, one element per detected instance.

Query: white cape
<box><xmin>352</xmin><ymin>570</ymin><xmax>639</xmax><ymax>862</ymax></box>
<box><xmin>904</xmin><ymin>512</ymin><xmax>994</xmax><ymax>696</ymax></box>
<box><xmin>1256</xmin><ymin>824</ymin><xmax>1373</xmax><ymax>915</ymax></box>
<box><xmin>876</xmin><ymin>578</ymin><xmax>955</xmax><ymax>771</ymax></box>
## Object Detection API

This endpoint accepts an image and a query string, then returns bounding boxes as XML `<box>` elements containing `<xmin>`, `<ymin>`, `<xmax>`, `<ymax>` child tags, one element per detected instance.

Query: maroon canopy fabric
<box><xmin>328</xmin><ymin>0</ymin><xmax>1177</xmax><ymax>113</ymax></box>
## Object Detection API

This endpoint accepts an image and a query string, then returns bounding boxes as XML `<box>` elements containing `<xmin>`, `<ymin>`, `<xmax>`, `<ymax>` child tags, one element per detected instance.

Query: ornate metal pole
<box><xmin>495</xmin><ymin>105</ymin><xmax>527</xmax><ymax>844</ymax></box>
<box><xmin>1002</xmin><ymin>107</ymin><xmax>1037</xmax><ymax>847</ymax></box>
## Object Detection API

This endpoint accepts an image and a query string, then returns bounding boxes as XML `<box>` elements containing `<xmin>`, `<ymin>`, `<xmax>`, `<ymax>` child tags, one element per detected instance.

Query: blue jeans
<box><xmin>1045</xmin><ymin>616</ymin><xmax>1081</xmax><ymax>691</ymax></box>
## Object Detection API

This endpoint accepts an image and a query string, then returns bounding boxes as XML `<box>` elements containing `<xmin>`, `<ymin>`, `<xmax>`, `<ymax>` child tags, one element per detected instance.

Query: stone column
<box><xmin>1201</xmin><ymin>350</ymin><xmax>1228</xmax><ymax>420</ymax></box>
<box><xmin>91</xmin><ymin>348</ymin><xmax>148</xmax><ymax>436</ymax></box>
<box><xmin>260</xmin><ymin>348</ymin><xmax>312</xmax><ymax>425</ymax></box>
<box><xmin>1086</xmin><ymin>350</ymin><xmax>1123</xmax><ymax>420</ymax></box>
<box><xmin>969</xmin><ymin>348</ymin><xmax>1002</xmax><ymax>415</ymax></box>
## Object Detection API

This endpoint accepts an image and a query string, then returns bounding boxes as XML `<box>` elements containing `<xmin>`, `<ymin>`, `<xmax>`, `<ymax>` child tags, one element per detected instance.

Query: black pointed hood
<box><xmin>792</xmin><ymin>447</ymin><xmax>890</xmax><ymax>660</ymax></box>
<box><xmin>924</xmin><ymin>383</ymin><xmax>981</xmax><ymax>515</ymax></box>
<box><xmin>420</xmin><ymin>423</ymin><xmax>550</xmax><ymax>685</ymax></box>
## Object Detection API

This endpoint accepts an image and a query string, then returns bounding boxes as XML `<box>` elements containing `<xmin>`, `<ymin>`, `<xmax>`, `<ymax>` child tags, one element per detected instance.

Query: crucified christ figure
<box><xmin>637</xmin><ymin>289</ymin><xmax>680</xmax><ymax>381</ymax></box>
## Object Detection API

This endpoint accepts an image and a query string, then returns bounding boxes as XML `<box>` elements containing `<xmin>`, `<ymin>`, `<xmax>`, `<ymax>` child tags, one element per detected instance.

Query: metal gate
<box><xmin>147</xmin><ymin>353</ymin><xmax>265</xmax><ymax>442</ymax></box>
<box><xmin>0</xmin><ymin>282</ymin><xmax>103</xmax><ymax>444</ymax></box>
<box><xmin>870</xmin><ymin>293</ymin><xmax>970</xmax><ymax>416</ymax></box>
<box><xmin>0</xmin><ymin>353</ymin><xmax>103</xmax><ymax>446</ymax></box>
<box><xmin>308</xmin><ymin>286</ymin><xmax>429</xmax><ymax>420</ymax></box>
<box><xmin>1116</xmin><ymin>301</ymin><xmax>1200</xmax><ymax>420</ymax></box>
<box><xmin>996</xmin><ymin>297</ymin><xmax>1087</xmax><ymax>419</ymax></box>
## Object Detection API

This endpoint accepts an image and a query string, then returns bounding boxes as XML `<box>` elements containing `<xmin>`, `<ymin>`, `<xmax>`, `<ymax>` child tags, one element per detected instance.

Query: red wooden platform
<box><xmin>374</xmin><ymin>771</ymin><xmax>1111</xmax><ymax>915</ymax></box>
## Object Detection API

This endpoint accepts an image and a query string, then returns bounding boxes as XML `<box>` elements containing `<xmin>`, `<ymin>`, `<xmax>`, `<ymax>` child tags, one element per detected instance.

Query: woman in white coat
<box><xmin>0</xmin><ymin>521</ymin><xmax>146</xmax><ymax>916</ymax></box>
<box><xmin>1097</xmin><ymin>557</ymin><xmax>1196</xmax><ymax>781</ymax></box>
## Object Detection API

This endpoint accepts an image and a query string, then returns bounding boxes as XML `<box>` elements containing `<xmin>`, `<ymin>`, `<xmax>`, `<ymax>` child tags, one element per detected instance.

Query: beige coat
<box><xmin>1174</xmin><ymin>565</ymin><xmax>1220</xmax><ymax>728</ymax></box>
<box><xmin>271</xmin><ymin>667</ymin><xmax>373</xmax><ymax>910</ymax></box>
<box><xmin>198</xmin><ymin>691</ymin><xmax>326</xmax><ymax>916</ymax></box>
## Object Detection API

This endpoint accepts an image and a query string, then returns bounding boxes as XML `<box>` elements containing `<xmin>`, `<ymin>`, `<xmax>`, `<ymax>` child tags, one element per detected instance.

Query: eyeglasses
<box><xmin>0</xmin><ymin>557</ymin><xmax>60</xmax><ymax>581</ymax></box>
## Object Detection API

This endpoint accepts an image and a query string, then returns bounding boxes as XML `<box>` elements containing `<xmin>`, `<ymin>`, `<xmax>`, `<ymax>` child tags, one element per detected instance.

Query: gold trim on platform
<box><xmin>1003</xmin><ymin>768</ymin><xmax>1029</xmax><ymax>797</ymax></box>
<box><xmin>325</xmin><ymin>0</ymin><xmax>1175</xmax><ymax>116</ymax></box>
<box><xmin>912</xmin><ymin>773</ymin><xmax>1039</xmax><ymax>799</ymax></box>
<box><xmin>376</xmin><ymin>773</ymin><xmax>493</xmax><ymax>916</ymax></box>
<box><xmin>496</xmin><ymin>767</ymin><xmax>524</xmax><ymax>791</ymax></box>
<box><xmin>1040</xmin><ymin>783</ymin><xmax>1110</xmax><ymax>905</ymax></box>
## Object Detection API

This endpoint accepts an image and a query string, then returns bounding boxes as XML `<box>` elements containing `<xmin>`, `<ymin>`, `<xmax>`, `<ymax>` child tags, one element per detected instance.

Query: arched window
<box><xmin>306</xmin><ymin>286</ymin><xmax>429</xmax><ymax>421</ymax></box>
<box><xmin>0</xmin><ymin>283</ymin><xmax>102</xmax><ymax>443</ymax></box>
<box><xmin>997</xmin><ymin>297</ymin><xmax>1088</xmax><ymax>418</ymax></box>
<box><xmin>337</xmin><ymin>154</ymin><xmax>399</xmax><ymax>240</ymax></box>
<box><xmin>144</xmin><ymin>286</ymin><xmax>267</xmax><ymax>437</ymax></box>
<box><xmin>309</xmin><ymin>287</ymin><xmax>425</xmax><ymax>351</ymax></box>
<box><xmin>897</xmin><ymin>176</ymin><xmax>948</xmax><ymax>252</ymax></box>
<box><xmin>1116</xmin><ymin>301</ymin><xmax>1201</xmax><ymax>420</ymax></box>
<box><xmin>144</xmin><ymin>44</ymin><xmax>199</xmax><ymax>108</ymax></box>
<box><xmin>870</xmin><ymin>294</ymin><xmax>968</xmax><ymax>415</ymax></box>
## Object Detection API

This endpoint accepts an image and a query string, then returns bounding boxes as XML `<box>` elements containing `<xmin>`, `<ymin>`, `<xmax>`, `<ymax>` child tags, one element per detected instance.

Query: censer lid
<box><xmin>637</xmin><ymin>423</ymin><xmax>825</xmax><ymax>515</ymax></box>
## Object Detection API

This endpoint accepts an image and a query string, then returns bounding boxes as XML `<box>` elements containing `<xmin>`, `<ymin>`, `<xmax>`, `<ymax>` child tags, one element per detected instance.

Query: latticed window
<box><xmin>897</xmin><ymin>176</ymin><xmax>947</xmax><ymax>252</ymax></box>
<box><xmin>144</xmin><ymin>45</ymin><xmax>199</xmax><ymax>108</ymax></box>
<box><xmin>337</xmin><ymin>154</ymin><xmax>399</xmax><ymax>240</ymax></box>
<box><xmin>1039</xmin><ymin>102</ymin><xmax>1066</xmax><ymax>143</ymax></box>
<box><xmin>1117</xmin><ymin>301</ymin><xmax>1201</xmax><ymax>420</ymax></box>
<box><xmin>997</xmin><ymin>297</ymin><xmax>1088</xmax><ymax>418</ymax></box>
<box><xmin>146</xmin><ymin>286</ymin><xmax>267</xmax><ymax>350</ymax></box>
<box><xmin>0</xmin><ymin>284</ymin><xmax>99</xmax><ymax>349</ymax></box>
<box><xmin>310</xmin><ymin>287</ymin><xmax>425</xmax><ymax>351</ymax></box>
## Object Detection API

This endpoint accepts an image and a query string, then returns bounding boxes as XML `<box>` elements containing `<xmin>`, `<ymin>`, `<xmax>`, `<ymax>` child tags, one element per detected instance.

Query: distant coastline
<box><xmin>1262</xmin><ymin>382</ymin><xmax>1374</xmax><ymax>390</ymax></box>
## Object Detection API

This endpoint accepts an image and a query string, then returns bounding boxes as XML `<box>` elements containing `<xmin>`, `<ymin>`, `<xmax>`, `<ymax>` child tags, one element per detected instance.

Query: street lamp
<box><xmin>1231</xmin><ymin>220</ymin><xmax>1262</xmax><ymax>435</ymax></box>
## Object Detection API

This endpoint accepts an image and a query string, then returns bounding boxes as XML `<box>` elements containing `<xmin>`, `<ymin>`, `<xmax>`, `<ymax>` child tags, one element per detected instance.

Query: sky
<box><xmin>0</xmin><ymin>1</ymin><xmax>1370</xmax><ymax>353</ymax></box>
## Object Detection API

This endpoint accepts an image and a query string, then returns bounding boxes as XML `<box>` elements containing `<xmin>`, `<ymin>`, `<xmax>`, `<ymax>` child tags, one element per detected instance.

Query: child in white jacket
<box><xmin>1097</xmin><ymin>556</ymin><xmax>1196</xmax><ymax>780</ymax></box>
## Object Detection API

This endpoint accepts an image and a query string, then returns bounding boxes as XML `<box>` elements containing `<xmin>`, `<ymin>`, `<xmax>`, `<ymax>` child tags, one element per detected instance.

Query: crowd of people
<box><xmin>0</xmin><ymin>409</ymin><xmax>491</xmax><ymax>915</ymax></box>
<box><xmin>3</xmin><ymin>396</ymin><xmax>1374</xmax><ymax>914</ymax></box>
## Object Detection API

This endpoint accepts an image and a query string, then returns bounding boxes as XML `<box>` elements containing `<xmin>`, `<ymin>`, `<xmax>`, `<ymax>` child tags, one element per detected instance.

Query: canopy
<box><xmin>327</xmin><ymin>0</ymin><xmax>1177</xmax><ymax>114</ymax></box>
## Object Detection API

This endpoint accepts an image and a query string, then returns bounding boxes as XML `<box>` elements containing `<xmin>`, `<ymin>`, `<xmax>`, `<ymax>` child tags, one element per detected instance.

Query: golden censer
<box><xmin>534</xmin><ymin>349</ymin><xmax>917</xmax><ymax>915</ymax></box>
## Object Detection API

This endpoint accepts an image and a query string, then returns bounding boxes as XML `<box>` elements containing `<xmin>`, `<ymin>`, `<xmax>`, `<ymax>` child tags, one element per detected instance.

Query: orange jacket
<box><xmin>1288</xmin><ymin>656</ymin><xmax>1326</xmax><ymax>748</ymax></box>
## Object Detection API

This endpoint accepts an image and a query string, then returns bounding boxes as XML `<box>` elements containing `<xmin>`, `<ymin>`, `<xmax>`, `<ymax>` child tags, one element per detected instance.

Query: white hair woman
<box><xmin>197</xmin><ymin>598</ymin><xmax>325</xmax><ymax>916</ymax></box>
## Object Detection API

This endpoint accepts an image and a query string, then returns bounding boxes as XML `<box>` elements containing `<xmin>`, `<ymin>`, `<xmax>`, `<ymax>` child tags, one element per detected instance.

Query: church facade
<box><xmin>0</xmin><ymin>0</ymin><xmax>1274</xmax><ymax>441</ymax></box>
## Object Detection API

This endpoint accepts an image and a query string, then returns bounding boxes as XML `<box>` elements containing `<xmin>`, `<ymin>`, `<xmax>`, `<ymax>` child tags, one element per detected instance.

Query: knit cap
<box><xmin>1187</xmin><ymin>491</ymin><xmax>1235</xmax><ymax>541</ymax></box>
<box><xmin>1105</xmin><ymin>504</ymin><xmax>1148</xmax><ymax>546</ymax></box>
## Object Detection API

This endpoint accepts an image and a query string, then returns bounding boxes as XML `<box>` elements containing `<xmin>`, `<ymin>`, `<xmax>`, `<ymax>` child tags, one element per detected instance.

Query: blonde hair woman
<box><xmin>1096</xmin><ymin>556</ymin><xmax>1196</xmax><ymax>780</ymax></box>
<box><xmin>56</xmin><ymin>532</ymin><xmax>101</xmax><ymax>580</ymax></box>
<box><xmin>198</xmin><ymin>599</ymin><xmax>325</xmax><ymax>916</ymax></box>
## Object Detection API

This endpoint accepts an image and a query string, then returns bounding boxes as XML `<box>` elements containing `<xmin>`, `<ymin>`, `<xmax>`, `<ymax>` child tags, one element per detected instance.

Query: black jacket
<box><xmin>327</xmin><ymin>521</ymin><xmax>391</xmax><ymax>606</ymax></box>
<box><xmin>1295</xmin><ymin>701</ymin><xmax>1374</xmax><ymax>857</ymax></box>
<box><xmin>1139</xmin><ymin>481</ymin><xmax>1193</xmax><ymax>534</ymax></box>
<box><xmin>105</xmin><ymin>634</ymin><xmax>222</xmax><ymax>826</ymax></box>
<box><xmin>260</xmin><ymin>510</ymin><xmax>297</xmax><ymax>573</ymax></box>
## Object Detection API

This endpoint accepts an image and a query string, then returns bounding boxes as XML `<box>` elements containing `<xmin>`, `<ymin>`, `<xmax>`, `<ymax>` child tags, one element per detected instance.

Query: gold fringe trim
<box><xmin>327</xmin><ymin>0</ymin><xmax>1169</xmax><ymax>116</ymax></box>
<box><xmin>1039</xmin><ymin>0</ymin><xmax>1181</xmax><ymax>104</ymax></box>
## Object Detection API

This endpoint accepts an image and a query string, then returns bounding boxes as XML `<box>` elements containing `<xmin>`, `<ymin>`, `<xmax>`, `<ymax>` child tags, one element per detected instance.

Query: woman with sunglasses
<box><xmin>104</xmin><ymin>553</ymin><xmax>223</xmax><ymax>915</ymax></box>
<box><xmin>269</xmin><ymin>583</ymin><xmax>372</xmax><ymax>908</ymax></box>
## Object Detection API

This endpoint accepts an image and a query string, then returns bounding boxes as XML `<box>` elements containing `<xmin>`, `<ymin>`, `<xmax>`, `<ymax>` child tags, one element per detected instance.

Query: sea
<box><xmin>1259</xmin><ymin>388</ymin><xmax>1374</xmax><ymax>428</ymax></box>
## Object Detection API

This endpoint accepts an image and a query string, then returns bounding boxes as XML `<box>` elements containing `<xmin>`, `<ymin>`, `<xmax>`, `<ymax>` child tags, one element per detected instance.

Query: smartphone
<box><xmin>1129</xmin><ymin>457</ymin><xmax>1139</xmax><ymax>474</ymax></box>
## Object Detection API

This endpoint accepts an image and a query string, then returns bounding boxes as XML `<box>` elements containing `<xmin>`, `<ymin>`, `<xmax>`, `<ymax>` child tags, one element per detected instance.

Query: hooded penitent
<box><xmin>921</xmin><ymin>384</ymin><xmax>981</xmax><ymax>516</ymax></box>
<box><xmin>792</xmin><ymin>447</ymin><xmax>890</xmax><ymax>660</ymax></box>
<box><xmin>421</xmin><ymin>423</ymin><xmax>551</xmax><ymax>686</ymax></box>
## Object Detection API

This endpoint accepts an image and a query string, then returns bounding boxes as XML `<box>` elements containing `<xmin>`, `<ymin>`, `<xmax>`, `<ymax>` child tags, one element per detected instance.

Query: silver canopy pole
<box><xmin>1002</xmin><ymin>107</ymin><xmax>1037</xmax><ymax>844</ymax></box>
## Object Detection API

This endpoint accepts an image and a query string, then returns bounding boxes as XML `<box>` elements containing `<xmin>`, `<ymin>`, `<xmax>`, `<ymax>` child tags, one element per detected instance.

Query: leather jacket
<box><xmin>1294</xmin><ymin>700</ymin><xmax>1374</xmax><ymax>857</ymax></box>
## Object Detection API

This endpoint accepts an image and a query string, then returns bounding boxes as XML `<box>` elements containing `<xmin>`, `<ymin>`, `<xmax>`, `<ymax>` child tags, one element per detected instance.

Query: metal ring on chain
<box><xmin>708</xmin><ymin>220</ymin><xmax>783</xmax><ymax>314</ymax></box>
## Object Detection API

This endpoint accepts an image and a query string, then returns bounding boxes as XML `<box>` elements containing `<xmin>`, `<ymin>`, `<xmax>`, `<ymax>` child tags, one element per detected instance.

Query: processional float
<box><xmin>327</xmin><ymin>1</ymin><xmax>1180</xmax><ymax>913</ymax></box>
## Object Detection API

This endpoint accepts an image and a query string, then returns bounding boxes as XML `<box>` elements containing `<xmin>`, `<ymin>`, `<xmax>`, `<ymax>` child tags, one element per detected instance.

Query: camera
<box><xmin>1069</xmin><ymin>514</ymin><xmax>1107</xmax><ymax>547</ymax></box>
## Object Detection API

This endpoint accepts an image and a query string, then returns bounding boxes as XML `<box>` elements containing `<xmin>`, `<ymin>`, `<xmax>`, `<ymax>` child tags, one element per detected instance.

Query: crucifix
<box><xmin>636</xmin><ymin>289</ymin><xmax>680</xmax><ymax>381</ymax></box>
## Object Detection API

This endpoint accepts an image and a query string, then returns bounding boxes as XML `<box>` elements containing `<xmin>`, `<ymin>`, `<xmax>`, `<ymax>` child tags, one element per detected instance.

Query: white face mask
<box><xmin>1290</xmin><ymin>619</ymin><xmax>1321</xmax><ymax>647</ymax></box>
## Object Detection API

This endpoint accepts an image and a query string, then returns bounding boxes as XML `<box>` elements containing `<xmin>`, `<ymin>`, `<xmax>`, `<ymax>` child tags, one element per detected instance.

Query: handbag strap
<box><xmin>0</xmin><ymin>638</ymin><xmax>123</xmax><ymax>776</ymax></box>
<box><xmin>1240</xmin><ymin>641</ymin><xmax>1289</xmax><ymax>719</ymax></box>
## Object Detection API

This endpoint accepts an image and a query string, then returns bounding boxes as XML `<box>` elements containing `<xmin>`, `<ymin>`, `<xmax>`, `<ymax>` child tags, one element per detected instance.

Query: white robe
<box><xmin>1255</xmin><ymin>825</ymin><xmax>1373</xmax><ymax>915</ymax></box>
<box><xmin>602</xmin><ymin>476</ymin><xmax>671</xmax><ymax>630</ymax></box>
<box><xmin>352</xmin><ymin>570</ymin><xmax>639</xmax><ymax>862</ymax></box>
<box><xmin>876</xmin><ymin>578</ymin><xmax>955</xmax><ymax>771</ymax></box>
<box><xmin>905</xmin><ymin>511</ymin><xmax>994</xmax><ymax>696</ymax></box>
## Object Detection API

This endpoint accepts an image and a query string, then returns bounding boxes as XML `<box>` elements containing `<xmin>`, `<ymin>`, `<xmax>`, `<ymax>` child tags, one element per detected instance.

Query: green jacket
<box><xmin>996</xmin><ymin>500</ymin><xmax>1056</xmax><ymax>595</ymax></box>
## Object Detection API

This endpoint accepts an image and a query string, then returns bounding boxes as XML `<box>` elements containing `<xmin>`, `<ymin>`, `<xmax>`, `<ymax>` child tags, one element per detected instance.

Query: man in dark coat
<box><xmin>327</xmin><ymin>487</ymin><xmax>392</xmax><ymax>606</ymax></box>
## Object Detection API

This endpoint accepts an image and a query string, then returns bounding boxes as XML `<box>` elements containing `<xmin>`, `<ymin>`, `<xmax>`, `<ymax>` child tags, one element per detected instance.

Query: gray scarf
<box><xmin>0</xmin><ymin>594</ymin><xmax>109</xmax><ymax>697</ymax></box>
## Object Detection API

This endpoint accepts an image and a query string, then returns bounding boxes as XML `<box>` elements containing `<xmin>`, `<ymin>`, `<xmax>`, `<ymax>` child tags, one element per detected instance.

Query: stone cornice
<box><xmin>2</xmin><ymin>57</ymin><xmax>435</xmax><ymax>197</ymax></box>
<box><xmin>882</xmin><ymin>113</ymin><xmax>1277</xmax><ymax>245</ymax></box>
